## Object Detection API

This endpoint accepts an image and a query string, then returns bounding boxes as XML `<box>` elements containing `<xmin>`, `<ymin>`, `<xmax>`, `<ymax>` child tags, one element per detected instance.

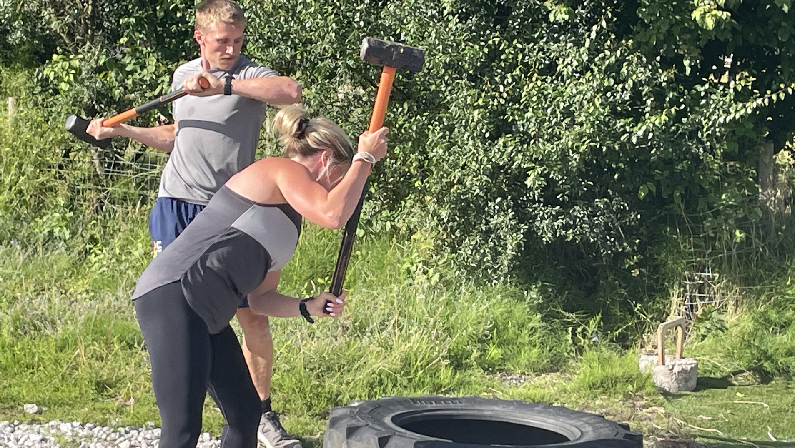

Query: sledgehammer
<box><xmin>329</xmin><ymin>38</ymin><xmax>425</xmax><ymax>297</ymax></box>
<box><xmin>65</xmin><ymin>78</ymin><xmax>210</xmax><ymax>148</ymax></box>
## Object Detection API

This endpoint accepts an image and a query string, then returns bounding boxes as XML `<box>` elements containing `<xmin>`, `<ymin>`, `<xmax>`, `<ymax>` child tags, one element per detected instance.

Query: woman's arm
<box><xmin>247</xmin><ymin>270</ymin><xmax>345</xmax><ymax>318</ymax></box>
<box><xmin>226</xmin><ymin>128</ymin><xmax>388</xmax><ymax>228</ymax></box>
<box><xmin>277</xmin><ymin>128</ymin><xmax>389</xmax><ymax>228</ymax></box>
<box><xmin>277</xmin><ymin>158</ymin><xmax>373</xmax><ymax>228</ymax></box>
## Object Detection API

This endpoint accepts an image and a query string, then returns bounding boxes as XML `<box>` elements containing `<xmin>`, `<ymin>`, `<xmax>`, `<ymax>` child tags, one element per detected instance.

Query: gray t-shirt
<box><xmin>158</xmin><ymin>56</ymin><xmax>277</xmax><ymax>205</ymax></box>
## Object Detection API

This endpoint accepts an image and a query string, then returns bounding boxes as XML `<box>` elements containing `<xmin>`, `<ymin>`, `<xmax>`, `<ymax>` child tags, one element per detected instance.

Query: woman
<box><xmin>131</xmin><ymin>104</ymin><xmax>388</xmax><ymax>448</ymax></box>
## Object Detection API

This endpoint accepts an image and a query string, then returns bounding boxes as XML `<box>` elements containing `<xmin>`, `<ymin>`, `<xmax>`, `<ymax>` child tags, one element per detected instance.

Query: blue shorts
<box><xmin>148</xmin><ymin>196</ymin><xmax>251</xmax><ymax>308</ymax></box>
<box><xmin>148</xmin><ymin>197</ymin><xmax>205</xmax><ymax>256</ymax></box>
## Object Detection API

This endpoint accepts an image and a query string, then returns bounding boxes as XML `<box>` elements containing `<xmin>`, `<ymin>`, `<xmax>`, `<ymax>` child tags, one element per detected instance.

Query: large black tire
<box><xmin>323</xmin><ymin>396</ymin><xmax>643</xmax><ymax>448</ymax></box>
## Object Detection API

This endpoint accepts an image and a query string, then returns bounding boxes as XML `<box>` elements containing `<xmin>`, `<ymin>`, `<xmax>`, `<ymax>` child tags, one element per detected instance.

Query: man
<box><xmin>87</xmin><ymin>1</ymin><xmax>302</xmax><ymax>447</ymax></box>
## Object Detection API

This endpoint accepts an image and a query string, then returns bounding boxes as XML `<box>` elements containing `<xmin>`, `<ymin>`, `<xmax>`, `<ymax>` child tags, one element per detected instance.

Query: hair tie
<box><xmin>294</xmin><ymin>118</ymin><xmax>310</xmax><ymax>138</ymax></box>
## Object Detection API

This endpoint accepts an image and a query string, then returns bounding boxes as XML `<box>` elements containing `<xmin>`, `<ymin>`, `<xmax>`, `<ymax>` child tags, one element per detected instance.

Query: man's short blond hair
<box><xmin>195</xmin><ymin>0</ymin><xmax>246</xmax><ymax>31</ymax></box>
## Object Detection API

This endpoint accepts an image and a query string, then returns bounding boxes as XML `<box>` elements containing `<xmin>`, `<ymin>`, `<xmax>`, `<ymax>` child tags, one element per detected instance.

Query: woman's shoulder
<box><xmin>248</xmin><ymin>156</ymin><xmax>307</xmax><ymax>173</ymax></box>
<box><xmin>228</xmin><ymin>157</ymin><xmax>308</xmax><ymax>193</ymax></box>
<box><xmin>226</xmin><ymin>157</ymin><xmax>309</xmax><ymax>204</ymax></box>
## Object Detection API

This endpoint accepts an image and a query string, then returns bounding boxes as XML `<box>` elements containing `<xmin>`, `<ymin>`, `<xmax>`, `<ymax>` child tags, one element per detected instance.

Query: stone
<box><xmin>640</xmin><ymin>355</ymin><xmax>698</xmax><ymax>393</ymax></box>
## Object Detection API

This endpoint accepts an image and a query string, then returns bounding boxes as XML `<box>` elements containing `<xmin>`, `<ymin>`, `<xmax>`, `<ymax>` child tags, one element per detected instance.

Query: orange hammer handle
<box><xmin>327</xmin><ymin>66</ymin><xmax>396</xmax><ymax>297</ymax></box>
<box><xmin>101</xmin><ymin>78</ymin><xmax>210</xmax><ymax>127</ymax></box>
<box><xmin>369</xmin><ymin>66</ymin><xmax>396</xmax><ymax>132</ymax></box>
<box><xmin>102</xmin><ymin>109</ymin><xmax>139</xmax><ymax>127</ymax></box>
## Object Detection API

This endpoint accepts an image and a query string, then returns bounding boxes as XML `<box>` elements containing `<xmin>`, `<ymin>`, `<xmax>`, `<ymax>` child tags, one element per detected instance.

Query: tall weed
<box><xmin>689</xmin><ymin>284</ymin><xmax>795</xmax><ymax>379</ymax></box>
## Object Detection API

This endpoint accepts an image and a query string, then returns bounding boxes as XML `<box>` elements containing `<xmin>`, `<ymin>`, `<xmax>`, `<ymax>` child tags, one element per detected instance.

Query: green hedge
<box><xmin>3</xmin><ymin>0</ymin><xmax>795</xmax><ymax>340</ymax></box>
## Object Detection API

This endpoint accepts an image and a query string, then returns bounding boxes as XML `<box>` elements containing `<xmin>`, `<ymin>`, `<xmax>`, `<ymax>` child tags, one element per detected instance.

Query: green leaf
<box><xmin>779</xmin><ymin>26</ymin><xmax>791</xmax><ymax>42</ymax></box>
<box><xmin>705</xmin><ymin>15</ymin><xmax>716</xmax><ymax>30</ymax></box>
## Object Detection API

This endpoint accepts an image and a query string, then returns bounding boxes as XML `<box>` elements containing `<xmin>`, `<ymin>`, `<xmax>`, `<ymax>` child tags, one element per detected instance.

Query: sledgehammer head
<box><xmin>65</xmin><ymin>114</ymin><xmax>112</xmax><ymax>148</ymax></box>
<box><xmin>360</xmin><ymin>38</ymin><xmax>425</xmax><ymax>73</ymax></box>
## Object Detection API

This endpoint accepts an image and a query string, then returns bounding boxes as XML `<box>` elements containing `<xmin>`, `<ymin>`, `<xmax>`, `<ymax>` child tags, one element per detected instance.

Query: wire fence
<box><xmin>668</xmin><ymin>211</ymin><xmax>791</xmax><ymax>323</ymax></box>
<box><xmin>46</xmin><ymin>141</ymin><xmax>168</xmax><ymax>214</ymax></box>
<box><xmin>47</xmin><ymin>122</ymin><xmax>282</xmax><ymax>217</ymax></box>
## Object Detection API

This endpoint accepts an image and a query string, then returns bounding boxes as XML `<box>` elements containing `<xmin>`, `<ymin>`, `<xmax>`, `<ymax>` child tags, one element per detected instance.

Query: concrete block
<box><xmin>640</xmin><ymin>355</ymin><xmax>698</xmax><ymax>393</ymax></box>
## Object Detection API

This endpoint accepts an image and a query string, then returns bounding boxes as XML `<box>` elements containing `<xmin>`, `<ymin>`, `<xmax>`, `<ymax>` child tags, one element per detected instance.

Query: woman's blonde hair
<box><xmin>272</xmin><ymin>105</ymin><xmax>354</xmax><ymax>165</ymax></box>
<box><xmin>195</xmin><ymin>0</ymin><xmax>245</xmax><ymax>31</ymax></box>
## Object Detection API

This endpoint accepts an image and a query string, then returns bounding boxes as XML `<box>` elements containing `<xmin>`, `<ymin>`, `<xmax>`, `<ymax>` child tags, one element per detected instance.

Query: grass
<box><xmin>1</xmin><ymin>109</ymin><xmax>794</xmax><ymax>445</ymax></box>
<box><xmin>2</xmin><ymin>225</ymin><xmax>794</xmax><ymax>448</ymax></box>
<box><xmin>0</xmin><ymin>223</ymin><xmax>574</xmax><ymax>432</ymax></box>
<box><xmin>664</xmin><ymin>378</ymin><xmax>794</xmax><ymax>442</ymax></box>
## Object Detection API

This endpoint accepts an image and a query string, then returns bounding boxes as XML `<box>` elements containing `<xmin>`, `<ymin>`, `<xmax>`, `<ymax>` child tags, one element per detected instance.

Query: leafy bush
<box><xmin>243</xmin><ymin>0</ymin><xmax>773</xmax><ymax>288</ymax></box>
<box><xmin>3</xmin><ymin>0</ymin><xmax>795</xmax><ymax>346</ymax></box>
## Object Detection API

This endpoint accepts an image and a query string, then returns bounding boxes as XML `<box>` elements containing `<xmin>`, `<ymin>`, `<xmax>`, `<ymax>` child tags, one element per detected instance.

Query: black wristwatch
<box><xmin>224</xmin><ymin>74</ymin><xmax>233</xmax><ymax>95</ymax></box>
<box><xmin>299</xmin><ymin>298</ymin><xmax>314</xmax><ymax>324</ymax></box>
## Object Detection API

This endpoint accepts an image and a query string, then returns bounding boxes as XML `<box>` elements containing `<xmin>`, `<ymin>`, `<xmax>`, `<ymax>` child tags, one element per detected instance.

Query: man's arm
<box><xmin>229</xmin><ymin>76</ymin><xmax>302</xmax><ymax>105</ymax></box>
<box><xmin>182</xmin><ymin>72</ymin><xmax>302</xmax><ymax>106</ymax></box>
<box><xmin>86</xmin><ymin>121</ymin><xmax>177</xmax><ymax>153</ymax></box>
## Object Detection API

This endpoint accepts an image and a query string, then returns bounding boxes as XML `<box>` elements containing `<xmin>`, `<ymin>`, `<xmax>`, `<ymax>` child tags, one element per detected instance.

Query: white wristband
<box><xmin>352</xmin><ymin>152</ymin><xmax>377</xmax><ymax>165</ymax></box>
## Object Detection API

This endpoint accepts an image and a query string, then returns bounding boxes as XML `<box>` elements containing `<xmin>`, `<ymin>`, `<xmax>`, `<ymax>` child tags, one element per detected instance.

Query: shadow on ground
<box><xmin>692</xmin><ymin>376</ymin><xmax>732</xmax><ymax>391</ymax></box>
<box><xmin>699</xmin><ymin>435</ymin><xmax>793</xmax><ymax>448</ymax></box>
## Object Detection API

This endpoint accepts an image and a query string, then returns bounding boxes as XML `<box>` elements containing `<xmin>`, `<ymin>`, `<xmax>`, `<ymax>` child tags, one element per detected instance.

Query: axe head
<box><xmin>360</xmin><ymin>38</ymin><xmax>425</xmax><ymax>73</ymax></box>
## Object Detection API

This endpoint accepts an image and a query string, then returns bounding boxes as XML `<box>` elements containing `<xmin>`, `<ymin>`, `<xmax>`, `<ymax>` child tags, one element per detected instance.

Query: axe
<box><xmin>328</xmin><ymin>38</ymin><xmax>425</xmax><ymax>298</ymax></box>
<box><xmin>65</xmin><ymin>78</ymin><xmax>210</xmax><ymax>148</ymax></box>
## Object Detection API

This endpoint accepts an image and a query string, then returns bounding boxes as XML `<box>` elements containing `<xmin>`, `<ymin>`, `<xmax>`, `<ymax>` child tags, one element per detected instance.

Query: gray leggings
<box><xmin>134</xmin><ymin>282</ymin><xmax>260</xmax><ymax>448</ymax></box>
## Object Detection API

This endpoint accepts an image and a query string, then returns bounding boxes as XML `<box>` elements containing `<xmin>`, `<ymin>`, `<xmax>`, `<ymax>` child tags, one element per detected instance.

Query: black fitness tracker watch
<box><xmin>299</xmin><ymin>298</ymin><xmax>314</xmax><ymax>324</ymax></box>
<box><xmin>224</xmin><ymin>75</ymin><xmax>233</xmax><ymax>95</ymax></box>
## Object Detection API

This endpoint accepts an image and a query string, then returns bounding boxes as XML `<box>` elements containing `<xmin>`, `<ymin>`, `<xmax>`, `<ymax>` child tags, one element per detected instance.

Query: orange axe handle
<box><xmin>102</xmin><ymin>109</ymin><xmax>140</xmax><ymax>127</ymax></box>
<box><xmin>368</xmin><ymin>66</ymin><xmax>396</xmax><ymax>132</ymax></box>
<box><xmin>327</xmin><ymin>38</ymin><xmax>425</xmax><ymax>299</ymax></box>
<box><xmin>66</xmin><ymin>77</ymin><xmax>211</xmax><ymax>148</ymax></box>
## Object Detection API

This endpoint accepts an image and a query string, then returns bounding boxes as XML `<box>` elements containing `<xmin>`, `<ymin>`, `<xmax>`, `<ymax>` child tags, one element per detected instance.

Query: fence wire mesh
<box><xmin>669</xmin><ymin>211</ymin><xmax>788</xmax><ymax>324</ymax></box>
<box><xmin>45</xmin><ymin>142</ymin><xmax>168</xmax><ymax>214</ymax></box>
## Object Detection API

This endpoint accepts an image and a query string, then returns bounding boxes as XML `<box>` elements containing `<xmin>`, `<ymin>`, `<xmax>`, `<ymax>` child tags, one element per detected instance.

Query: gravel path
<box><xmin>0</xmin><ymin>420</ymin><xmax>222</xmax><ymax>448</ymax></box>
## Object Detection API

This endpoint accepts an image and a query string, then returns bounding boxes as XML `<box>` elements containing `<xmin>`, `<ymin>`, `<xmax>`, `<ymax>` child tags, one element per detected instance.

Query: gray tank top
<box><xmin>132</xmin><ymin>186</ymin><xmax>302</xmax><ymax>333</ymax></box>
